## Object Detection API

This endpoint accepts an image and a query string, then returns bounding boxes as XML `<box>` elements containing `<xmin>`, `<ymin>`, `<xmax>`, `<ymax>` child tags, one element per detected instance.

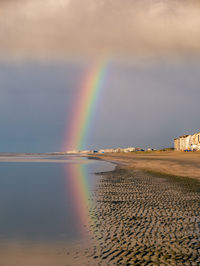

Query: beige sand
<box><xmin>93</xmin><ymin>151</ymin><xmax>200</xmax><ymax>179</ymax></box>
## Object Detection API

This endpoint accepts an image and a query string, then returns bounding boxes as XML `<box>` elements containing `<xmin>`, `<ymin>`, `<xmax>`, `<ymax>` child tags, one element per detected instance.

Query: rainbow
<box><xmin>64</xmin><ymin>60</ymin><xmax>110</xmax><ymax>237</ymax></box>
<box><xmin>66</xmin><ymin>60</ymin><xmax>109</xmax><ymax>151</ymax></box>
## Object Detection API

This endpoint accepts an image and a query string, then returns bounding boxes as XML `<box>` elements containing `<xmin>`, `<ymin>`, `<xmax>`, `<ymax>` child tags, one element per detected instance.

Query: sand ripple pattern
<box><xmin>81</xmin><ymin>168</ymin><xmax>200</xmax><ymax>265</ymax></box>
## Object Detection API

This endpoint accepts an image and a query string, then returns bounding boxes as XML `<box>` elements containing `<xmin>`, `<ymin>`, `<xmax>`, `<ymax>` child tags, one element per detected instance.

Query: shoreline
<box><xmin>0</xmin><ymin>154</ymin><xmax>199</xmax><ymax>264</ymax></box>
<box><xmin>89</xmin><ymin>151</ymin><xmax>200</xmax><ymax>180</ymax></box>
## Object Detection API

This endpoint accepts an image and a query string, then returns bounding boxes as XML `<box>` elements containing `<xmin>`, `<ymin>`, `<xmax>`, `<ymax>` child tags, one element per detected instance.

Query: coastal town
<box><xmin>66</xmin><ymin>147</ymin><xmax>154</xmax><ymax>154</ymax></box>
<box><xmin>66</xmin><ymin>131</ymin><xmax>200</xmax><ymax>154</ymax></box>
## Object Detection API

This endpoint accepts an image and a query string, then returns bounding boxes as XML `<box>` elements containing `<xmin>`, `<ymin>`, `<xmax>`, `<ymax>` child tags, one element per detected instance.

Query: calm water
<box><xmin>0</xmin><ymin>156</ymin><xmax>114</xmax><ymax>245</ymax></box>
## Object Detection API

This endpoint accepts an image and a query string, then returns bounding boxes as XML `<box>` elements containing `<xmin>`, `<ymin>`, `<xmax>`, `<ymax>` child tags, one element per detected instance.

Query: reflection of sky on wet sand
<box><xmin>0</xmin><ymin>241</ymin><xmax>90</xmax><ymax>266</ymax></box>
<box><xmin>0</xmin><ymin>162</ymin><xmax>78</xmax><ymax>242</ymax></box>
<box><xmin>0</xmin><ymin>157</ymin><xmax>114</xmax><ymax>264</ymax></box>
<box><xmin>66</xmin><ymin>163</ymin><xmax>92</xmax><ymax>237</ymax></box>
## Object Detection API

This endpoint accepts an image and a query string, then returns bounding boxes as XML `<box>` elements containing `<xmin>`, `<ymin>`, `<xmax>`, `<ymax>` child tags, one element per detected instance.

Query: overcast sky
<box><xmin>0</xmin><ymin>0</ymin><xmax>200</xmax><ymax>59</ymax></box>
<box><xmin>0</xmin><ymin>60</ymin><xmax>199</xmax><ymax>152</ymax></box>
<box><xmin>0</xmin><ymin>0</ymin><xmax>200</xmax><ymax>152</ymax></box>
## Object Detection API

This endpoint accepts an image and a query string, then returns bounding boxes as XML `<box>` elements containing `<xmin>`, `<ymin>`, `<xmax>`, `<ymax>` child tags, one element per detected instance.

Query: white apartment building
<box><xmin>174</xmin><ymin>132</ymin><xmax>200</xmax><ymax>151</ymax></box>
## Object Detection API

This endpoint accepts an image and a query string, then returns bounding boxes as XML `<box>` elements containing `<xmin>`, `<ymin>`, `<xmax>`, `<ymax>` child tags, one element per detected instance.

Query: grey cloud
<box><xmin>0</xmin><ymin>0</ymin><xmax>200</xmax><ymax>60</ymax></box>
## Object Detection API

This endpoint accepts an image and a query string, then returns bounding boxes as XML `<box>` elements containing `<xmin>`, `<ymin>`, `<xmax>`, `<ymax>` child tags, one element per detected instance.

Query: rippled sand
<box><xmin>74</xmin><ymin>166</ymin><xmax>200</xmax><ymax>265</ymax></box>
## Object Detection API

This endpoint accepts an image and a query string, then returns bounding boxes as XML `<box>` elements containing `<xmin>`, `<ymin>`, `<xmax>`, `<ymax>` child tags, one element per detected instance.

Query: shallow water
<box><xmin>0</xmin><ymin>157</ymin><xmax>114</xmax><ymax>245</ymax></box>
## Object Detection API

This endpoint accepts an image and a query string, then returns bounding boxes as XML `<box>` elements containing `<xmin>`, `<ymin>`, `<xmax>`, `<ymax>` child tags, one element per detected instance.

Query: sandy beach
<box><xmin>68</xmin><ymin>152</ymin><xmax>200</xmax><ymax>265</ymax></box>
<box><xmin>0</xmin><ymin>153</ymin><xmax>199</xmax><ymax>265</ymax></box>
<box><xmin>93</xmin><ymin>151</ymin><xmax>200</xmax><ymax>180</ymax></box>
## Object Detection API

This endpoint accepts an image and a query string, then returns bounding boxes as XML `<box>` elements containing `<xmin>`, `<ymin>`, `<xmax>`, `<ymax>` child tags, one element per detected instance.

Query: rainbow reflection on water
<box><xmin>65</xmin><ymin>161</ymin><xmax>95</xmax><ymax>238</ymax></box>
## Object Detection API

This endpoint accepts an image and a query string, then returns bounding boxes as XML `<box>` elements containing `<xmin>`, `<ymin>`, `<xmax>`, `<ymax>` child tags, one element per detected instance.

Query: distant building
<box><xmin>79</xmin><ymin>150</ymin><xmax>91</xmax><ymax>154</ymax></box>
<box><xmin>147</xmin><ymin>148</ymin><xmax>154</xmax><ymax>151</ymax></box>
<box><xmin>98</xmin><ymin>147</ymin><xmax>136</xmax><ymax>153</ymax></box>
<box><xmin>135</xmin><ymin>148</ymin><xmax>143</xmax><ymax>151</ymax></box>
<box><xmin>174</xmin><ymin>132</ymin><xmax>200</xmax><ymax>151</ymax></box>
<box><xmin>174</xmin><ymin>138</ymin><xmax>180</xmax><ymax>151</ymax></box>
<box><xmin>66</xmin><ymin>150</ymin><xmax>78</xmax><ymax>154</ymax></box>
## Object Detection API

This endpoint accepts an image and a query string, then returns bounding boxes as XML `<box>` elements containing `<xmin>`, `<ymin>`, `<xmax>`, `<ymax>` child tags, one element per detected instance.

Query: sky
<box><xmin>0</xmin><ymin>0</ymin><xmax>200</xmax><ymax>152</ymax></box>
<box><xmin>1</xmin><ymin>0</ymin><xmax>200</xmax><ymax>59</ymax></box>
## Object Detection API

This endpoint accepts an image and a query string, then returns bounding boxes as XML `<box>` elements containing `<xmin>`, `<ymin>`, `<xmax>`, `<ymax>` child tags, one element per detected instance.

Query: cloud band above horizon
<box><xmin>1</xmin><ymin>0</ymin><xmax>200</xmax><ymax>60</ymax></box>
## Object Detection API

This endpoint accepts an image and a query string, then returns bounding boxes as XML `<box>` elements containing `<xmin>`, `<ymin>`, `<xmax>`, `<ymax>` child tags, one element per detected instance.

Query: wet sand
<box><xmin>77</xmin><ymin>166</ymin><xmax>200</xmax><ymax>265</ymax></box>
<box><xmin>0</xmin><ymin>241</ymin><xmax>93</xmax><ymax>266</ymax></box>
<box><xmin>70</xmin><ymin>152</ymin><xmax>200</xmax><ymax>264</ymax></box>
<box><xmin>1</xmin><ymin>153</ymin><xmax>199</xmax><ymax>265</ymax></box>
<box><xmin>1</xmin><ymin>166</ymin><xmax>199</xmax><ymax>265</ymax></box>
